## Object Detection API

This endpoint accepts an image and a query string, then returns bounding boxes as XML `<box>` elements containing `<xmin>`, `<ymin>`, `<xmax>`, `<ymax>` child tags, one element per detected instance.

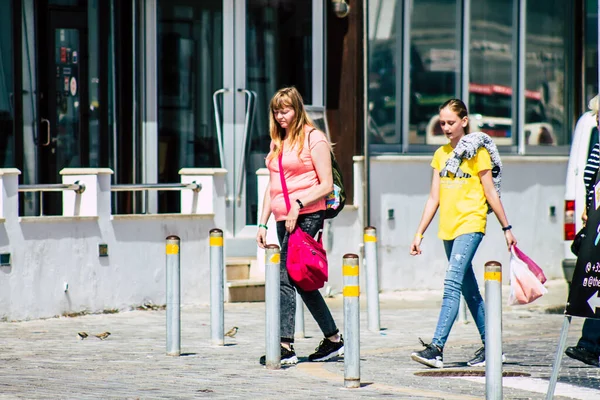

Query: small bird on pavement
<box><xmin>224</xmin><ymin>327</ymin><xmax>238</xmax><ymax>338</ymax></box>
<box><xmin>77</xmin><ymin>332</ymin><xmax>88</xmax><ymax>340</ymax></box>
<box><xmin>94</xmin><ymin>332</ymin><xmax>111</xmax><ymax>340</ymax></box>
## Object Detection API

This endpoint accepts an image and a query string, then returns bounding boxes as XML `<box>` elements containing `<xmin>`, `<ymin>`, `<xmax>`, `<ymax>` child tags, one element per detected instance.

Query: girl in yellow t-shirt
<box><xmin>409</xmin><ymin>99</ymin><xmax>517</xmax><ymax>369</ymax></box>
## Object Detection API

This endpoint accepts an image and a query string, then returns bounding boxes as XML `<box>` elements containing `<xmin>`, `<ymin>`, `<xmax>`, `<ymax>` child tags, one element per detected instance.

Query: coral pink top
<box><xmin>266</xmin><ymin>129</ymin><xmax>328</xmax><ymax>222</ymax></box>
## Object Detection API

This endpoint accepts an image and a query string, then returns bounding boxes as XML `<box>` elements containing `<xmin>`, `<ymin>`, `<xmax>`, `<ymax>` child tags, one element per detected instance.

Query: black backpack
<box><xmin>324</xmin><ymin>151</ymin><xmax>346</xmax><ymax>219</ymax></box>
<box><xmin>308</xmin><ymin>128</ymin><xmax>346</xmax><ymax>219</ymax></box>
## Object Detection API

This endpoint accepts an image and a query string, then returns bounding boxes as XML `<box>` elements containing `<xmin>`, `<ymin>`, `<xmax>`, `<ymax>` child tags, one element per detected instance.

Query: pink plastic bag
<box><xmin>512</xmin><ymin>245</ymin><xmax>547</xmax><ymax>284</ymax></box>
<box><xmin>287</xmin><ymin>228</ymin><xmax>328</xmax><ymax>291</ymax></box>
<box><xmin>508</xmin><ymin>246</ymin><xmax>548</xmax><ymax>305</ymax></box>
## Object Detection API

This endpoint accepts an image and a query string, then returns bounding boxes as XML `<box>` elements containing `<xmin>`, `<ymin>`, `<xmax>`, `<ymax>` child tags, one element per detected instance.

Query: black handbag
<box><xmin>571</xmin><ymin>226</ymin><xmax>587</xmax><ymax>256</ymax></box>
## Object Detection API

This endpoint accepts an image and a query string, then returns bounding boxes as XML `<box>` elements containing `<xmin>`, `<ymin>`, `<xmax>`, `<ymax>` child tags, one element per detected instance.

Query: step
<box><xmin>226</xmin><ymin>258</ymin><xmax>264</xmax><ymax>302</ymax></box>
<box><xmin>227</xmin><ymin>279</ymin><xmax>265</xmax><ymax>302</ymax></box>
<box><xmin>226</xmin><ymin>257</ymin><xmax>252</xmax><ymax>281</ymax></box>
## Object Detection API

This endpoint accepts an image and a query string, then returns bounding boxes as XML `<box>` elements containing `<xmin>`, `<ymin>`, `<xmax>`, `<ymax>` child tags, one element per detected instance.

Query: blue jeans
<box><xmin>432</xmin><ymin>232</ymin><xmax>486</xmax><ymax>349</ymax></box>
<box><xmin>577</xmin><ymin>318</ymin><xmax>600</xmax><ymax>353</ymax></box>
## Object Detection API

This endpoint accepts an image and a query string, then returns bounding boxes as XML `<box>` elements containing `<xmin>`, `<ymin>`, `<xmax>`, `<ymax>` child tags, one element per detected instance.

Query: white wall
<box><xmin>369</xmin><ymin>156</ymin><xmax>568</xmax><ymax>290</ymax></box>
<box><xmin>0</xmin><ymin>168</ymin><xmax>223</xmax><ymax>322</ymax></box>
<box><xmin>0</xmin><ymin>156</ymin><xmax>569</xmax><ymax>321</ymax></box>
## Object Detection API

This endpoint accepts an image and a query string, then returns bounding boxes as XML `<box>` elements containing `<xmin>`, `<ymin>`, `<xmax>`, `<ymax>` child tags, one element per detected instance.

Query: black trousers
<box><xmin>276</xmin><ymin>210</ymin><xmax>339</xmax><ymax>343</ymax></box>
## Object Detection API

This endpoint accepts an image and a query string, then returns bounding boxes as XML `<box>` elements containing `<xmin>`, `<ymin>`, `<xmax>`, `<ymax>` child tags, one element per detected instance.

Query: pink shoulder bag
<box><xmin>278</xmin><ymin>145</ymin><xmax>328</xmax><ymax>291</ymax></box>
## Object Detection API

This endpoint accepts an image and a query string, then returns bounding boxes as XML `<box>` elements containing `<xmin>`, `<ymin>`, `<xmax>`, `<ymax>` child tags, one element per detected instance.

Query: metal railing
<box><xmin>110</xmin><ymin>182</ymin><xmax>202</xmax><ymax>193</ymax></box>
<box><xmin>18</xmin><ymin>182</ymin><xmax>201</xmax><ymax>217</ymax></box>
<box><xmin>18</xmin><ymin>182</ymin><xmax>86</xmax><ymax>217</ymax></box>
<box><xmin>19</xmin><ymin>182</ymin><xmax>86</xmax><ymax>194</ymax></box>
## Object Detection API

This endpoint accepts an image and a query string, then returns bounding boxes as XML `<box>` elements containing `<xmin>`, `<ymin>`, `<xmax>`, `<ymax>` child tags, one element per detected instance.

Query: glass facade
<box><xmin>525</xmin><ymin>0</ymin><xmax>570</xmax><ymax>147</ymax></box>
<box><xmin>368</xmin><ymin>0</ymin><xmax>581</xmax><ymax>153</ymax></box>
<box><xmin>585</xmin><ymin>0</ymin><xmax>598</xmax><ymax>107</ymax></box>
<box><xmin>244</xmin><ymin>0</ymin><xmax>313</xmax><ymax>223</ymax></box>
<box><xmin>1</xmin><ymin>0</ymin><xmax>597</xmax><ymax>215</ymax></box>
<box><xmin>156</xmin><ymin>1</ymin><xmax>223</xmax><ymax>212</ymax></box>
<box><xmin>469</xmin><ymin>0</ymin><xmax>513</xmax><ymax>147</ymax></box>
<box><xmin>0</xmin><ymin>1</ymin><xmax>14</xmax><ymax>168</ymax></box>
<box><xmin>410</xmin><ymin>0</ymin><xmax>459</xmax><ymax>146</ymax></box>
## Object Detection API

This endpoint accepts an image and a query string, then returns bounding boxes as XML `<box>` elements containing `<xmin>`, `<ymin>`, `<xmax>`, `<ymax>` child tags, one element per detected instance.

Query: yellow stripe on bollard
<box><xmin>166</xmin><ymin>244</ymin><xmax>179</xmax><ymax>254</ymax></box>
<box><xmin>343</xmin><ymin>265</ymin><xmax>359</xmax><ymax>276</ymax></box>
<box><xmin>209</xmin><ymin>236</ymin><xmax>223</xmax><ymax>247</ymax></box>
<box><xmin>484</xmin><ymin>271</ymin><xmax>502</xmax><ymax>281</ymax></box>
<box><xmin>363</xmin><ymin>234</ymin><xmax>377</xmax><ymax>243</ymax></box>
<box><xmin>269</xmin><ymin>253</ymin><xmax>280</xmax><ymax>264</ymax></box>
<box><xmin>343</xmin><ymin>286</ymin><xmax>360</xmax><ymax>297</ymax></box>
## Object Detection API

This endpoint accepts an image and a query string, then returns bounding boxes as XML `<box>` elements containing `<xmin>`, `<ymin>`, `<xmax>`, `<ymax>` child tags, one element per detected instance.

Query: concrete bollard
<box><xmin>166</xmin><ymin>235</ymin><xmax>181</xmax><ymax>356</ymax></box>
<box><xmin>363</xmin><ymin>227</ymin><xmax>381</xmax><ymax>332</ymax></box>
<box><xmin>343</xmin><ymin>253</ymin><xmax>360</xmax><ymax>388</ymax></box>
<box><xmin>484</xmin><ymin>261</ymin><xmax>503</xmax><ymax>400</ymax></box>
<box><xmin>294</xmin><ymin>293</ymin><xmax>305</xmax><ymax>339</ymax></box>
<box><xmin>209</xmin><ymin>229</ymin><xmax>224</xmax><ymax>345</ymax></box>
<box><xmin>265</xmin><ymin>244</ymin><xmax>281</xmax><ymax>369</ymax></box>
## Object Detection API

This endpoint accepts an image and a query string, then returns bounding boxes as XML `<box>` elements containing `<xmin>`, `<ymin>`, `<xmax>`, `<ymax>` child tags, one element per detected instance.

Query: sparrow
<box><xmin>77</xmin><ymin>332</ymin><xmax>88</xmax><ymax>340</ymax></box>
<box><xmin>224</xmin><ymin>326</ymin><xmax>238</xmax><ymax>338</ymax></box>
<box><xmin>94</xmin><ymin>332</ymin><xmax>111</xmax><ymax>340</ymax></box>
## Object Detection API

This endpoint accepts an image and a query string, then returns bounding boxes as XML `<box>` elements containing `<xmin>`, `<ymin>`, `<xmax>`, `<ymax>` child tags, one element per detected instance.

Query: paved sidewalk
<box><xmin>1</xmin><ymin>280</ymin><xmax>599</xmax><ymax>399</ymax></box>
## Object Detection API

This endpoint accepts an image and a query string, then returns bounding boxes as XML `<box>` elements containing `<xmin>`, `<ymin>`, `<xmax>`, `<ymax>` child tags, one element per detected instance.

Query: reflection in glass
<box><xmin>55</xmin><ymin>28</ymin><xmax>80</xmax><ymax>169</ymax></box>
<box><xmin>157</xmin><ymin>2</ymin><xmax>223</xmax><ymax>212</ymax></box>
<box><xmin>0</xmin><ymin>0</ymin><xmax>13</xmax><ymax>167</ymax></box>
<box><xmin>465</xmin><ymin>0</ymin><xmax>514</xmax><ymax>147</ymax></box>
<box><xmin>584</xmin><ymin>0</ymin><xmax>598</xmax><ymax>113</ymax></box>
<box><xmin>245</xmin><ymin>0</ymin><xmax>313</xmax><ymax>224</ymax></box>
<box><xmin>88</xmin><ymin>0</ymin><xmax>100</xmax><ymax>167</ymax></box>
<box><xmin>368</xmin><ymin>0</ymin><xmax>460</xmax><ymax>146</ymax></box>
<box><xmin>410</xmin><ymin>1</ymin><xmax>459</xmax><ymax>146</ymax></box>
<box><xmin>525</xmin><ymin>0</ymin><xmax>571</xmax><ymax>146</ymax></box>
<box><xmin>368</xmin><ymin>0</ymin><xmax>399</xmax><ymax>145</ymax></box>
<box><xmin>21</xmin><ymin>0</ymin><xmax>37</xmax><ymax>215</ymax></box>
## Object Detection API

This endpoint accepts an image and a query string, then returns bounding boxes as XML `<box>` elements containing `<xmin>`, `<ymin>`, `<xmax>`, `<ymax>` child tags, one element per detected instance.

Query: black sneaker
<box><xmin>411</xmin><ymin>338</ymin><xmax>443</xmax><ymax>368</ymax></box>
<box><xmin>467</xmin><ymin>346</ymin><xmax>507</xmax><ymax>367</ymax></box>
<box><xmin>308</xmin><ymin>336</ymin><xmax>344</xmax><ymax>361</ymax></box>
<box><xmin>259</xmin><ymin>345</ymin><xmax>298</xmax><ymax>366</ymax></box>
<box><xmin>565</xmin><ymin>346</ymin><xmax>600</xmax><ymax>367</ymax></box>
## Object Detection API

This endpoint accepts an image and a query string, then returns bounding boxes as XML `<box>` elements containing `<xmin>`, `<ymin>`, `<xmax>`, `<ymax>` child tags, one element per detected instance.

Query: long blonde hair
<box><xmin>267</xmin><ymin>87</ymin><xmax>315</xmax><ymax>160</ymax></box>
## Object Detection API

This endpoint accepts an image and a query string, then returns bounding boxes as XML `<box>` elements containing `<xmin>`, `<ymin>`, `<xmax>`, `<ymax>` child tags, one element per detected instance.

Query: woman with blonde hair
<box><xmin>410</xmin><ymin>99</ymin><xmax>516</xmax><ymax>368</ymax></box>
<box><xmin>256</xmin><ymin>87</ymin><xmax>343</xmax><ymax>365</ymax></box>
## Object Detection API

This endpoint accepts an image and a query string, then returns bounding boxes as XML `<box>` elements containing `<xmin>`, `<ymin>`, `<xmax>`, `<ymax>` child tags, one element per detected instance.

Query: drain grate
<box><xmin>414</xmin><ymin>370</ymin><xmax>531</xmax><ymax>378</ymax></box>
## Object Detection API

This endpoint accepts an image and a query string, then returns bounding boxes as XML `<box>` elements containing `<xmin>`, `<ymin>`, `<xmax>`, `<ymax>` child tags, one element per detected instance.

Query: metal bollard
<box><xmin>265</xmin><ymin>244</ymin><xmax>281</xmax><ymax>369</ymax></box>
<box><xmin>210</xmin><ymin>229</ymin><xmax>224</xmax><ymax>345</ymax></box>
<box><xmin>343</xmin><ymin>253</ymin><xmax>360</xmax><ymax>388</ymax></box>
<box><xmin>294</xmin><ymin>292</ymin><xmax>305</xmax><ymax>339</ymax></box>
<box><xmin>484</xmin><ymin>261</ymin><xmax>503</xmax><ymax>399</ymax></box>
<box><xmin>363</xmin><ymin>227</ymin><xmax>381</xmax><ymax>332</ymax></box>
<box><xmin>166</xmin><ymin>235</ymin><xmax>181</xmax><ymax>356</ymax></box>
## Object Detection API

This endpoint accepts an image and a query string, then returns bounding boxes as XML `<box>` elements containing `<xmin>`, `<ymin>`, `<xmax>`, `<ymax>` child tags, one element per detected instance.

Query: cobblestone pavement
<box><xmin>1</xmin><ymin>280</ymin><xmax>599</xmax><ymax>399</ymax></box>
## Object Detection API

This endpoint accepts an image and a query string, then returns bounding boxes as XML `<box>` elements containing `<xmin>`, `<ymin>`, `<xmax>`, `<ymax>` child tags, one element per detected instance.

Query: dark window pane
<box><xmin>0</xmin><ymin>0</ymin><xmax>14</xmax><ymax>168</ymax></box>
<box><xmin>525</xmin><ymin>0</ymin><xmax>571</xmax><ymax>147</ymax></box>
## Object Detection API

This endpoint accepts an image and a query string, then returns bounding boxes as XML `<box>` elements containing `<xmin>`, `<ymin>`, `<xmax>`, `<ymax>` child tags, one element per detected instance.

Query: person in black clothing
<box><xmin>565</xmin><ymin>95</ymin><xmax>600</xmax><ymax>368</ymax></box>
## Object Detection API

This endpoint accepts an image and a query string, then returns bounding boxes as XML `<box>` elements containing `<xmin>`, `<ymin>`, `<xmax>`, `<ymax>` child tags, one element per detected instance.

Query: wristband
<box><xmin>415</xmin><ymin>233</ymin><xmax>424</xmax><ymax>239</ymax></box>
<box><xmin>295</xmin><ymin>199</ymin><xmax>304</xmax><ymax>209</ymax></box>
<box><xmin>502</xmin><ymin>225</ymin><xmax>512</xmax><ymax>232</ymax></box>
<box><xmin>258</xmin><ymin>224</ymin><xmax>268</xmax><ymax>230</ymax></box>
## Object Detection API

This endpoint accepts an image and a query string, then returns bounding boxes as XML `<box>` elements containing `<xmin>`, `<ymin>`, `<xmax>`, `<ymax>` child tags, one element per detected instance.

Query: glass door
<box><xmin>37</xmin><ymin>8</ymin><xmax>88</xmax><ymax>215</ymax></box>
<box><xmin>220</xmin><ymin>0</ymin><xmax>316</xmax><ymax>249</ymax></box>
